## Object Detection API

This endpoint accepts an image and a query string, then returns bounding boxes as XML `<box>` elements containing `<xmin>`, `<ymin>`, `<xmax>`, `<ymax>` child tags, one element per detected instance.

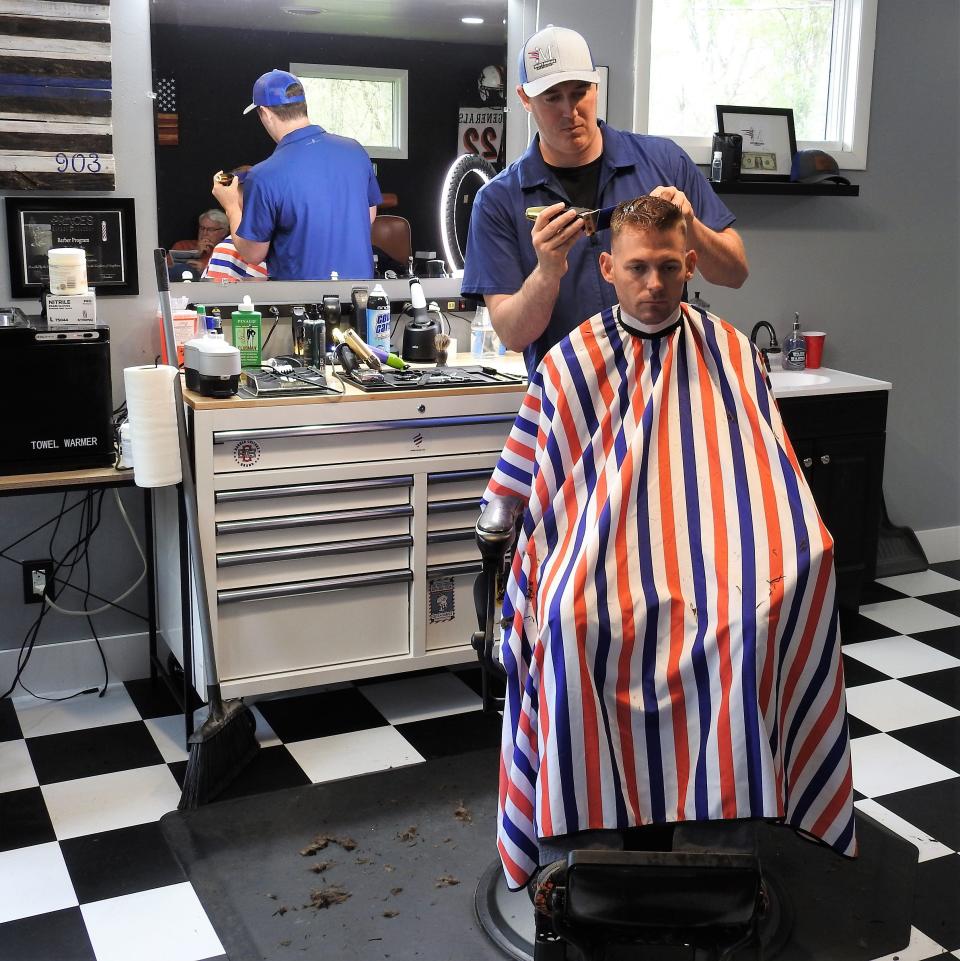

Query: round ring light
<box><xmin>439</xmin><ymin>153</ymin><xmax>497</xmax><ymax>274</ymax></box>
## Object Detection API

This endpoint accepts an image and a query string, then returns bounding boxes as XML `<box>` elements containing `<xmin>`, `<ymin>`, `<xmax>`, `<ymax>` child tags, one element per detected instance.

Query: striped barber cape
<box><xmin>485</xmin><ymin>303</ymin><xmax>856</xmax><ymax>890</ymax></box>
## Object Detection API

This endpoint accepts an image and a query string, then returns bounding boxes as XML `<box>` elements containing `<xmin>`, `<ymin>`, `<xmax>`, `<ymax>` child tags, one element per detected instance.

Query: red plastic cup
<box><xmin>804</xmin><ymin>331</ymin><xmax>826</xmax><ymax>369</ymax></box>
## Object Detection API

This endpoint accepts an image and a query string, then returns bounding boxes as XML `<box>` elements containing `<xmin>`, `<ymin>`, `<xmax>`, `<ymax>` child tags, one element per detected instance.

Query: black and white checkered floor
<box><xmin>2</xmin><ymin>562</ymin><xmax>960</xmax><ymax>961</ymax></box>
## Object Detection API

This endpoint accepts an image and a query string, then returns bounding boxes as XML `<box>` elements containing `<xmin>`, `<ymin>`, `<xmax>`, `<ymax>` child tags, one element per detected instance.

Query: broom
<box><xmin>153</xmin><ymin>249</ymin><xmax>260</xmax><ymax>809</ymax></box>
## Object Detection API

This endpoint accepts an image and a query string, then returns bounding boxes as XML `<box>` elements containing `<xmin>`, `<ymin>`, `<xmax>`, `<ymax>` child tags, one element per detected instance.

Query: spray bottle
<box><xmin>782</xmin><ymin>312</ymin><xmax>807</xmax><ymax>371</ymax></box>
<box><xmin>366</xmin><ymin>283</ymin><xmax>391</xmax><ymax>354</ymax></box>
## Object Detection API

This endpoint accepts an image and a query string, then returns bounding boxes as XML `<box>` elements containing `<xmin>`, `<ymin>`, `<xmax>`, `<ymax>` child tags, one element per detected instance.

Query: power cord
<box><xmin>1</xmin><ymin>486</ymin><xmax>147</xmax><ymax>702</ymax></box>
<box><xmin>44</xmin><ymin>488</ymin><xmax>146</xmax><ymax>616</ymax></box>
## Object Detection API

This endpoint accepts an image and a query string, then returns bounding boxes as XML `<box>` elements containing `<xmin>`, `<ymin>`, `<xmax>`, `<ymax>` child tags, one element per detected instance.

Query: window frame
<box><xmin>631</xmin><ymin>0</ymin><xmax>877</xmax><ymax>170</ymax></box>
<box><xmin>290</xmin><ymin>62</ymin><xmax>409</xmax><ymax>160</ymax></box>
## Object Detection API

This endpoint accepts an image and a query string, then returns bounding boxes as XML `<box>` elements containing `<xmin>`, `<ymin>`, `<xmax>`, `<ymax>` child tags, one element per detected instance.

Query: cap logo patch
<box><xmin>528</xmin><ymin>45</ymin><xmax>557</xmax><ymax>71</ymax></box>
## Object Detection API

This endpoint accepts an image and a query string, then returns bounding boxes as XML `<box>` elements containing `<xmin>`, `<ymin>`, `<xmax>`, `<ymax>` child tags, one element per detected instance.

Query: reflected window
<box><xmin>291</xmin><ymin>62</ymin><xmax>408</xmax><ymax>160</ymax></box>
<box><xmin>638</xmin><ymin>0</ymin><xmax>876</xmax><ymax>168</ymax></box>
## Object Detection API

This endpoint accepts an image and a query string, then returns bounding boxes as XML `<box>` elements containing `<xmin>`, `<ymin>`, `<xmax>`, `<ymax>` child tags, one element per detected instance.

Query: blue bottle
<box><xmin>366</xmin><ymin>283</ymin><xmax>391</xmax><ymax>353</ymax></box>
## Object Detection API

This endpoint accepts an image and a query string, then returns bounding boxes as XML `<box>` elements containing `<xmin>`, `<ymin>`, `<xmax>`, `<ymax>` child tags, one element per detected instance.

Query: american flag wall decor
<box><xmin>0</xmin><ymin>0</ymin><xmax>115</xmax><ymax>190</ymax></box>
<box><xmin>154</xmin><ymin>74</ymin><xmax>178</xmax><ymax>147</ymax></box>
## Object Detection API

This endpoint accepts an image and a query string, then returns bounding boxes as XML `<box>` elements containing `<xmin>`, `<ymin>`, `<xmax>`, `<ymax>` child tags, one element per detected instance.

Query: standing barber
<box><xmin>462</xmin><ymin>26</ymin><xmax>748</xmax><ymax>373</ymax></box>
<box><xmin>212</xmin><ymin>69</ymin><xmax>382</xmax><ymax>281</ymax></box>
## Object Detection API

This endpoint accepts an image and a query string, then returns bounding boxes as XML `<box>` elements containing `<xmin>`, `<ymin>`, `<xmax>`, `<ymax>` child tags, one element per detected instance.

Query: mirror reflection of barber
<box><xmin>461</xmin><ymin>25</ymin><xmax>749</xmax><ymax>375</ymax></box>
<box><xmin>211</xmin><ymin>69</ymin><xmax>382</xmax><ymax>281</ymax></box>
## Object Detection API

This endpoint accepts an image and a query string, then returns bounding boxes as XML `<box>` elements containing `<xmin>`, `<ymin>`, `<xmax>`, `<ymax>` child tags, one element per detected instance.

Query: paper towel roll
<box><xmin>123</xmin><ymin>365</ymin><xmax>182</xmax><ymax>488</ymax></box>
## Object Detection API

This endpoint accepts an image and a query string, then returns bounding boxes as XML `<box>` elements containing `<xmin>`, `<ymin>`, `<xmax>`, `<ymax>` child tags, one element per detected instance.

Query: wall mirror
<box><xmin>149</xmin><ymin>0</ymin><xmax>507</xmax><ymax>283</ymax></box>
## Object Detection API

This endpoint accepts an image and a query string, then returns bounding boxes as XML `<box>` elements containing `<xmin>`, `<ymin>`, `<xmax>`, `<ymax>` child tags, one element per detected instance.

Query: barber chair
<box><xmin>371</xmin><ymin>214</ymin><xmax>413</xmax><ymax>273</ymax></box>
<box><xmin>470</xmin><ymin>496</ymin><xmax>769</xmax><ymax>961</ymax></box>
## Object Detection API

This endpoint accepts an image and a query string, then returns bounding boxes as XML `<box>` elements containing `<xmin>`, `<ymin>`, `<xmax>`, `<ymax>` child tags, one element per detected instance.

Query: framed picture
<box><xmin>716</xmin><ymin>106</ymin><xmax>797</xmax><ymax>181</ymax></box>
<box><xmin>596</xmin><ymin>66</ymin><xmax>609</xmax><ymax>123</ymax></box>
<box><xmin>4</xmin><ymin>198</ymin><xmax>139</xmax><ymax>298</ymax></box>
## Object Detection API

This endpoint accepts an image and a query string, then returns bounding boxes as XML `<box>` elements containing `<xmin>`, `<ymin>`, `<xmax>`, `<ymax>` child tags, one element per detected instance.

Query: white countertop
<box><xmin>465</xmin><ymin>356</ymin><xmax>893</xmax><ymax>401</ymax></box>
<box><xmin>769</xmin><ymin>367</ymin><xmax>892</xmax><ymax>399</ymax></box>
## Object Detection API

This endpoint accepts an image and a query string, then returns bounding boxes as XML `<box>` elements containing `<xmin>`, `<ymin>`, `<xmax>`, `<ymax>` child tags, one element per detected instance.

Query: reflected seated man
<box><xmin>203</xmin><ymin>167</ymin><xmax>268</xmax><ymax>283</ymax></box>
<box><xmin>483</xmin><ymin>195</ymin><xmax>856</xmax><ymax>891</ymax></box>
<box><xmin>168</xmin><ymin>208</ymin><xmax>229</xmax><ymax>279</ymax></box>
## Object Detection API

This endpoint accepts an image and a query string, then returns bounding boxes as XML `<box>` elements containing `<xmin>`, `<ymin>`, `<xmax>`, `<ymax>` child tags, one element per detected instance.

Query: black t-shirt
<box><xmin>545</xmin><ymin>155</ymin><xmax>602</xmax><ymax>210</ymax></box>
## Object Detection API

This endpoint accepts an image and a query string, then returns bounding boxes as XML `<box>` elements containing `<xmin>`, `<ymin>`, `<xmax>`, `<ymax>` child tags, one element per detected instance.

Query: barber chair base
<box><xmin>475</xmin><ymin>814</ymin><xmax>916</xmax><ymax>961</ymax></box>
<box><xmin>475</xmin><ymin>857</ymin><xmax>785</xmax><ymax>961</ymax></box>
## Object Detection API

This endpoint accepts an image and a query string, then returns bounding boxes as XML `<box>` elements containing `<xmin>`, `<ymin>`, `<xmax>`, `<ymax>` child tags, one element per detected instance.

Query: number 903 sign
<box><xmin>55</xmin><ymin>152</ymin><xmax>102</xmax><ymax>173</ymax></box>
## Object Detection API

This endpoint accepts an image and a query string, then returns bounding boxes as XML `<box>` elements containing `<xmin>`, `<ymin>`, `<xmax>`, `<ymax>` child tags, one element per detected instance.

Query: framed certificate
<box><xmin>5</xmin><ymin>197</ymin><xmax>139</xmax><ymax>298</ymax></box>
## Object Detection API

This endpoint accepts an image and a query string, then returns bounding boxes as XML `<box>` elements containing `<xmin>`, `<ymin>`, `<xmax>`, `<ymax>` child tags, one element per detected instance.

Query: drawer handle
<box><xmin>218</xmin><ymin>568</ymin><xmax>413</xmax><ymax>605</ymax></box>
<box><xmin>427</xmin><ymin>529</ymin><xmax>476</xmax><ymax>544</ymax></box>
<box><xmin>820</xmin><ymin>454</ymin><xmax>831</xmax><ymax>465</ymax></box>
<box><xmin>217</xmin><ymin>534</ymin><xmax>413</xmax><ymax>568</ymax></box>
<box><xmin>215</xmin><ymin>476</ymin><xmax>413</xmax><ymax>503</ymax></box>
<box><xmin>217</xmin><ymin>504</ymin><xmax>413</xmax><ymax>535</ymax></box>
<box><xmin>214</xmin><ymin>413</ymin><xmax>516</xmax><ymax>444</ymax></box>
<box><xmin>802</xmin><ymin>457</ymin><xmax>813</xmax><ymax>468</ymax></box>
<box><xmin>427</xmin><ymin>468</ymin><xmax>494</xmax><ymax>484</ymax></box>
<box><xmin>426</xmin><ymin>561</ymin><xmax>483</xmax><ymax>578</ymax></box>
<box><xmin>427</xmin><ymin>498</ymin><xmax>481</xmax><ymax>515</ymax></box>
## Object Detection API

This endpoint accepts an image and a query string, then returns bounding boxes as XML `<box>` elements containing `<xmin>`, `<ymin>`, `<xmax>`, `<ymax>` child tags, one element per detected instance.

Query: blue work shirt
<box><xmin>461</xmin><ymin>122</ymin><xmax>736</xmax><ymax>373</ymax></box>
<box><xmin>239</xmin><ymin>124</ymin><xmax>382</xmax><ymax>281</ymax></box>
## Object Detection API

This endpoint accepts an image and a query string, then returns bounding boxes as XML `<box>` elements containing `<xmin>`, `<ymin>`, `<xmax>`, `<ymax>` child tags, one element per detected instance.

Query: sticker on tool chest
<box><xmin>233</xmin><ymin>440</ymin><xmax>262</xmax><ymax>467</ymax></box>
<box><xmin>428</xmin><ymin>577</ymin><xmax>455</xmax><ymax>623</ymax></box>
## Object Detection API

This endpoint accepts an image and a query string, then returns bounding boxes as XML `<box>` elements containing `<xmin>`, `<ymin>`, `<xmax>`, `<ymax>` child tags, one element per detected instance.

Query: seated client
<box><xmin>484</xmin><ymin>195</ymin><xmax>856</xmax><ymax>890</ymax></box>
<box><xmin>203</xmin><ymin>167</ymin><xmax>269</xmax><ymax>283</ymax></box>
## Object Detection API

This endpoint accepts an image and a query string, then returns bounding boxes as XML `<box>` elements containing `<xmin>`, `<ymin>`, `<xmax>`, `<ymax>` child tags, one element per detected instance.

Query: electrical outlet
<box><xmin>22</xmin><ymin>560</ymin><xmax>53</xmax><ymax>604</ymax></box>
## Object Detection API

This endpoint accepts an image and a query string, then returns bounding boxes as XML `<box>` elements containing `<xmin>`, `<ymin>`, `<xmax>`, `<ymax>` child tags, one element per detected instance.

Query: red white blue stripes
<box><xmin>485</xmin><ymin>304</ymin><xmax>856</xmax><ymax>889</ymax></box>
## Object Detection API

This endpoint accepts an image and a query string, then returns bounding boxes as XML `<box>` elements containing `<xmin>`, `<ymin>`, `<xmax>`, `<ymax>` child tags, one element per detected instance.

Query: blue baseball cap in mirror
<box><xmin>243</xmin><ymin>69</ymin><xmax>305</xmax><ymax>115</ymax></box>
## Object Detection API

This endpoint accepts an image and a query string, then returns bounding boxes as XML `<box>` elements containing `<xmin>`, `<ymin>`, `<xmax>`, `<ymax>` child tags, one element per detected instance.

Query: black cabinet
<box><xmin>777</xmin><ymin>391</ymin><xmax>888</xmax><ymax>610</ymax></box>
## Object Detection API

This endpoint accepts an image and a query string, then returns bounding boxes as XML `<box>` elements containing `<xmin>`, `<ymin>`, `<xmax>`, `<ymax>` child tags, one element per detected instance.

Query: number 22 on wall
<box><xmin>461</xmin><ymin>127</ymin><xmax>498</xmax><ymax>161</ymax></box>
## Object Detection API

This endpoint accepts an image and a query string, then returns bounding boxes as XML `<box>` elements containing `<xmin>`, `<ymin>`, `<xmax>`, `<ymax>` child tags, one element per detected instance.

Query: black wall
<box><xmin>150</xmin><ymin>25</ymin><xmax>505</xmax><ymax>264</ymax></box>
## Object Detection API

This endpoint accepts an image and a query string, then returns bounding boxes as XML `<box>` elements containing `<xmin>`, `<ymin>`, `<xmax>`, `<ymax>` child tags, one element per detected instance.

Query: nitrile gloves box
<box><xmin>46</xmin><ymin>291</ymin><xmax>97</xmax><ymax>327</ymax></box>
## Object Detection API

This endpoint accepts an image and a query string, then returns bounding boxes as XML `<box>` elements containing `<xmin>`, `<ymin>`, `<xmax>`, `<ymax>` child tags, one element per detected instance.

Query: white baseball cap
<box><xmin>518</xmin><ymin>25</ymin><xmax>600</xmax><ymax>97</ymax></box>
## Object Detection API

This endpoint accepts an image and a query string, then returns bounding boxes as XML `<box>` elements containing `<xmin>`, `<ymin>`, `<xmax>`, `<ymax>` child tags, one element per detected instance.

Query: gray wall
<box><xmin>0</xmin><ymin>1</ymin><xmax>159</xmax><ymax>665</ymax></box>
<box><xmin>508</xmin><ymin>0</ymin><xmax>960</xmax><ymax>538</ymax></box>
<box><xmin>0</xmin><ymin>1</ymin><xmax>957</xmax><ymax>669</ymax></box>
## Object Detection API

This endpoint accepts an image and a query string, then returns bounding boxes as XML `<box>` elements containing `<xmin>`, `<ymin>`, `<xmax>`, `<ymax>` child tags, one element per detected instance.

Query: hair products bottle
<box><xmin>783</xmin><ymin>312</ymin><xmax>807</xmax><ymax>370</ymax></box>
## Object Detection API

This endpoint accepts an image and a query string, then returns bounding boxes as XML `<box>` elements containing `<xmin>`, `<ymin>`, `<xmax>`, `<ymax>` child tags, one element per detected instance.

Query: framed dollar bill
<box><xmin>717</xmin><ymin>106</ymin><xmax>797</xmax><ymax>182</ymax></box>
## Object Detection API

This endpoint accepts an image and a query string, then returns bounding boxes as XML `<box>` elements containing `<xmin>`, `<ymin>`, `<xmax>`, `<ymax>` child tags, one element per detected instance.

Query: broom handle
<box><xmin>154</xmin><ymin>249</ymin><xmax>225</xmax><ymax>716</ymax></box>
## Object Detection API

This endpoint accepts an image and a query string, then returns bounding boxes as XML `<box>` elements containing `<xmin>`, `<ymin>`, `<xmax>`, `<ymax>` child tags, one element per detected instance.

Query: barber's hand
<box><xmin>211</xmin><ymin>171</ymin><xmax>240</xmax><ymax>213</ymax></box>
<box><xmin>650</xmin><ymin>185</ymin><xmax>695</xmax><ymax>231</ymax></box>
<box><xmin>531</xmin><ymin>202</ymin><xmax>584</xmax><ymax>280</ymax></box>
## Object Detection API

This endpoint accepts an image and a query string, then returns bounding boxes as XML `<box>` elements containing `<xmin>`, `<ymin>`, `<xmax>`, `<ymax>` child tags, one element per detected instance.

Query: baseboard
<box><xmin>0</xmin><ymin>631</ymin><xmax>150</xmax><ymax>698</ymax></box>
<box><xmin>915</xmin><ymin>525</ymin><xmax>960</xmax><ymax>565</ymax></box>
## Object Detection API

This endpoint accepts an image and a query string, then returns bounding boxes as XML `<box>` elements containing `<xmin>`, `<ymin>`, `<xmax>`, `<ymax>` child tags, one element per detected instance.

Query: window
<box><xmin>290</xmin><ymin>63</ymin><xmax>408</xmax><ymax>160</ymax></box>
<box><xmin>633</xmin><ymin>0</ymin><xmax>877</xmax><ymax>168</ymax></box>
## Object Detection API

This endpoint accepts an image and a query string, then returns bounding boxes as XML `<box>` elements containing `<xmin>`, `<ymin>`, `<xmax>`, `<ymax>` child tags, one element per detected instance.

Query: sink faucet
<box><xmin>750</xmin><ymin>322</ymin><xmax>781</xmax><ymax>371</ymax></box>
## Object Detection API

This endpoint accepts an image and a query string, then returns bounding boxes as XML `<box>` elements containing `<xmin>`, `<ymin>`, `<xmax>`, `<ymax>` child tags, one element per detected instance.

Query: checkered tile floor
<box><xmin>2</xmin><ymin>563</ymin><xmax>960</xmax><ymax>961</ymax></box>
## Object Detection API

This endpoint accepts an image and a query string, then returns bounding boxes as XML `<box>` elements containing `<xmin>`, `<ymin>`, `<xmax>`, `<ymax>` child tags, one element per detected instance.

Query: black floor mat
<box><xmin>160</xmin><ymin>747</ymin><xmax>918</xmax><ymax>961</ymax></box>
<box><xmin>161</xmin><ymin>748</ymin><xmax>506</xmax><ymax>961</ymax></box>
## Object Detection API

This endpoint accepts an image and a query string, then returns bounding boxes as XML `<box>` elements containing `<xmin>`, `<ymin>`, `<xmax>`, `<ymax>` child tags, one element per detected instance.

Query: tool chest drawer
<box><xmin>425</xmin><ymin>562</ymin><xmax>483</xmax><ymax>651</ymax></box>
<box><xmin>426</xmin><ymin>468</ymin><xmax>493</xmax><ymax>503</ymax></box>
<box><xmin>214</xmin><ymin>476</ymin><xmax>412</xmax><ymax>522</ymax></box>
<box><xmin>216</xmin><ymin>534</ymin><xmax>412</xmax><ymax>591</ymax></box>
<box><xmin>212</xmin><ymin>414</ymin><xmax>515</xmax><ymax>473</ymax></box>
<box><xmin>217</xmin><ymin>572</ymin><xmax>411</xmax><ymax>680</ymax></box>
<box><xmin>426</xmin><ymin>531</ymin><xmax>479</xmax><ymax>568</ymax></box>
<box><xmin>426</xmin><ymin>498</ymin><xmax>480</xmax><ymax>533</ymax></box>
<box><xmin>216</xmin><ymin>505</ymin><xmax>412</xmax><ymax>553</ymax></box>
